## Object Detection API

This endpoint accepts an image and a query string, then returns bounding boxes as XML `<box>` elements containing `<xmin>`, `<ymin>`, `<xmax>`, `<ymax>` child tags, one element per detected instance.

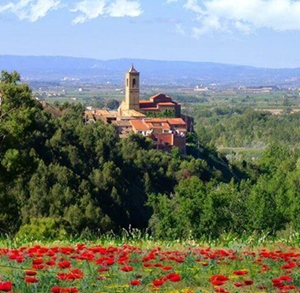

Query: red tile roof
<box><xmin>130</xmin><ymin>120</ymin><xmax>149</xmax><ymax>131</ymax></box>
<box><xmin>157</xmin><ymin>102</ymin><xmax>177</xmax><ymax>106</ymax></box>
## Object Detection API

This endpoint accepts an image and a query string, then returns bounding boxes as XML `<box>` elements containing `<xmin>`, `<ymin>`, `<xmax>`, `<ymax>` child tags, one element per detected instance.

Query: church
<box><xmin>118</xmin><ymin>64</ymin><xmax>181</xmax><ymax>118</ymax></box>
<box><xmin>85</xmin><ymin>65</ymin><xmax>187</xmax><ymax>153</ymax></box>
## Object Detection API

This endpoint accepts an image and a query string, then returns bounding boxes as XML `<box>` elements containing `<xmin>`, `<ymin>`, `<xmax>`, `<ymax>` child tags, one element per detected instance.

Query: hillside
<box><xmin>1</xmin><ymin>55</ymin><xmax>300</xmax><ymax>86</ymax></box>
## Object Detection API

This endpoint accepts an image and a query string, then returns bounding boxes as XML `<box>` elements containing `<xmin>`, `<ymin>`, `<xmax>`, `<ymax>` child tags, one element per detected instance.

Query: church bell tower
<box><xmin>124</xmin><ymin>64</ymin><xmax>140</xmax><ymax>111</ymax></box>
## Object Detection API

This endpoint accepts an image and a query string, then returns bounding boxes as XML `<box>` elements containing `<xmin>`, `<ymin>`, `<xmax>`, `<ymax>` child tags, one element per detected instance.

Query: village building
<box><xmin>85</xmin><ymin>65</ymin><xmax>188</xmax><ymax>153</ymax></box>
<box><xmin>130</xmin><ymin>118</ymin><xmax>186</xmax><ymax>153</ymax></box>
<box><xmin>118</xmin><ymin>64</ymin><xmax>181</xmax><ymax>118</ymax></box>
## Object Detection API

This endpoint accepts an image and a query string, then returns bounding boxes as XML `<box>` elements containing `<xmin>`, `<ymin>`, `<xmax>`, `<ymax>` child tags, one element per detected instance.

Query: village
<box><xmin>84</xmin><ymin>65</ymin><xmax>193</xmax><ymax>154</ymax></box>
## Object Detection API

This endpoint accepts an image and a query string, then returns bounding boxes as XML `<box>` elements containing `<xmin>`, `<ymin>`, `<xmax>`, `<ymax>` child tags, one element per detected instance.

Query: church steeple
<box><xmin>129</xmin><ymin>64</ymin><xmax>138</xmax><ymax>73</ymax></box>
<box><xmin>124</xmin><ymin>64</ymin><xmax>140</xmax><ymax>111</ymax></box>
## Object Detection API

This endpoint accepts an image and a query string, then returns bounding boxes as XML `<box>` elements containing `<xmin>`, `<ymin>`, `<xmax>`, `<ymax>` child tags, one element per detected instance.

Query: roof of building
<box><xmin>139</xmin><ymin>93</ymin><xmax>180</xmax><ymax>113</ymax></box>
<box><xmin>157</xmin><ymin>102</ymin><xmax>178</xmax><ymax>106</ymax></box>
<box><xmin>129</xmin><ymin>64</ymin><xmax>139</xmax><ymax>73</ymax></box>
<box><xmin>94</xmin><ymin>109</ymin><xmax>112</xmax><ymax>116</ymax></box>
<box><xmin>130</xmin><ymin>117</ymin><xmax>186</xmax><ymax>132</ymax></box>
<box><xmin>153</xmin><ymin>133</ymin><xmax>174</xmax><ymax>145</ymax></box>
<box><xmin>167</xmin><ymin>118</ymin><xmax>187</xmax><ymax>126</ymax></box>
<box><xmin>130</xmin><ymin>119</ymin><xmax>150</xmax><ymax>131</ymax></box>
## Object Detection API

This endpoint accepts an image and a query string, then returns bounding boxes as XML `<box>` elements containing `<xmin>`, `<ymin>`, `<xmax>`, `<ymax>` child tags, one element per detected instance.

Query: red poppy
<box><xmin>234</xmin><ymin>282</ymin><xmax>245</xmax><ymax>287</ymax></box>
<box><xmin>32</xmin><ymin>264</ymin><xmax>44</xmax><ymax>270</ymax></box>
<box><xmin>130</xmin><ymin>279</ymin><xmax>142</xmax><ymax>286</ymax></box>
<box><xmin>120</xmin><ymin>265</ymin><xmax>133</xmax><ymax>272</ymax></box>
<box><xmin>169</xmin><ymin>274</ymin><xmax>181</xmax><ymax>282</ymax></box>
<box><xmin>32</xmin><ymin>258</ymin><xmax>43</xmax><ymax>265</ymax></box>
<box><xmin>279</xmin><ymin>275</ymin><xmax>293</xmax><ymax>282</ymax></box>
<box><xmin>281</xmin><ymin>262</ymin><xmax>296</xmax><ymax>270</ymax></box>
<box><xmin>51</xmin><ymin>286</ymin><xmax>61</xmax><ymax>293</ymax></box>
<box><xmin>162</xmin><ymin>266</ymin><xmax>173</xmax><ymax>271</ymax></box>
<box><xmin>152</xmin><ymin>279</ymin><xmax>164</xmax><ymax>286</ymax></box>
<box><xmin>244</xmin><ymin>280</ymin><xmax>254</xmax><ymax>286</ymax></box>
<box><xmin>233</xmin><ymin>270</ymin><xmax>248</xmax><ymax>275</ymax></box>
<box><xmin>210</xmin><ymin>274</ymin><xmax>229</xmax><ymax>286</ymax></box>
<box><xmin>211</xmin><ymin>280</ymin><xmax>227</xmax><ymax>286</ymax></box>
<box><xmin>0</xmin><ymin>282</ymin><xmax>13</xmax><ymax>292</ymax></box>
<box><xmin>25</xmin><ymin>276</ymin><xmax>39</xmax><ymax>283</ymax></box>
<box><xmin>210</xmin><ymin>275</ymin><xmax>229</xmax><ymax>282</ymax></box>
<box><xmin>58</xmin><ymin>261</ymin><xmax>71</xmax><ymax>269</ymax></box>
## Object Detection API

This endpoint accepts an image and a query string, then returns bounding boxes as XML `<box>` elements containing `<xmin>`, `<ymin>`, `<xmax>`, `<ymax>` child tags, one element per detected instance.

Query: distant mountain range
<box><xmin>1</xmin><ymin>55</ymin><xmax>300</xmax><ymax>87</ymax></box>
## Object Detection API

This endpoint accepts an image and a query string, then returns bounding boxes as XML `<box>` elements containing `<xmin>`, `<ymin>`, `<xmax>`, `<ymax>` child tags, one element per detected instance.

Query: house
<box><xmin>130</xmin><ymin>118</ymin><xmax>186</xmax><ymax>154</ymax></box>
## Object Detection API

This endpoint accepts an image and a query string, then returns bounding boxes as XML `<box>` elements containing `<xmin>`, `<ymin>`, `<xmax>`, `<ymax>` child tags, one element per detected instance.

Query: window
<box><xmin>132</xmin><ymin>78</ymin><xmax>136</xmax><ymax>88</ymax></box>
<box><xmin>127</xmin><ymin>78</ymin><xmax>129</xmax><ymax>87</ymax></box>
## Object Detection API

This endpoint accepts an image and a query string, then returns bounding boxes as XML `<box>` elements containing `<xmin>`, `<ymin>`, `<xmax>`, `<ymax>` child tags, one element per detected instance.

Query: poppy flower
<box><xmin>233</xmin><ymin>270</ymin><xmax>248</xmax><ymax>275</ymax></box>
<box><xmin>244</xmin><ymin>279</ymin><xmax>254</xmax><ymax>285</ymax></box>
<box><xmin>58</xmin><ymin>261</ymin><xmax>71</xmax><ymax>269</ymax></box>
<box><xmin>0</xmin><ymin>282</ymin><xmax>13</xmax><ymax>292</ymax></box>
<box><xmin>169</xmin><ymin>274</ymin><xmax>181</xmax><ymax>282</ymax></box>
<box><xmin>279</xmin><ymin>275</ymin><xmax>293</xmax><ymax>282</ymax></box>
<box><xmin>234</xmin><ymin>282</ymin><xmax>245</xmax><ymax>287</ymax></box>
<box><xmin>211</xmin><ymin>280</ymin><xmax>227</xmax><ymax>286</ymax></box>
<box><xmin>120</xmin><ymin>265</ymin><xmax>134</xmax><ymax>272</ymax></box>
<box><xmin>210</xmin><ymin>274</ymin><xmax>229</xmax><ymax>286</ymax></box>
<box><xmin>130</xmin><ymin>279</ymin><xmax>142</xmax><ymax>286</ymax></box>
<box><xmin>32</xmin><ymin>258</ymin><xmax>43</xmax><ymax>265</ymax></box>
<box><xmin>162</xmin><ymin>266</ymin><xmax>173</xmax><ymax>271</ymax></box>
<box><xmin>281</xmin><ymin>262</ymin><xmax>296</xmax><ymax>270</ymax></box>
<box><xmin>51</xmin><ymin>286</ymin><xmax>62</xmax><ymax>293</ymax></box>
<box><xmin>210</xmin><ymin>275</ymin><xmax>229</xmax><ymax>282</ymax></box>
<box><xmin>25</xmin><ymin>276</ymin><xmax>39</xmax><ymax>283</ymax></box>
<box><xmin>152</xmin><ymin>279</ymin><xmax>164</xmax><ymax>286</ymax></box>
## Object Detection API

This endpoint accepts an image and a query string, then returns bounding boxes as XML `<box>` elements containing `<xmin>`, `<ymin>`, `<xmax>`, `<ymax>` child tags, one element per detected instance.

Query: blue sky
<box><xmin>1</xmin><ymin>0</ymin><xmax>300</xmax><ymax>68</ymax></box>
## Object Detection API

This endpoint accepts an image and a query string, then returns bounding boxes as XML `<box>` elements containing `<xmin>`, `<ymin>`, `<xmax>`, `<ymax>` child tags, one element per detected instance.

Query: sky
<box><xmin>1</xmin><ymin>0</ymin><xmax>300</xmax><ymax>68</ymax></box>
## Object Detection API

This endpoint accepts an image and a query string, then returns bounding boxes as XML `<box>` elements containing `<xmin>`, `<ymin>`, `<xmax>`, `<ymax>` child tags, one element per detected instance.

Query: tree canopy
<box><xmin>1</xmin><ymin>71</ymin><xmax>300</xmax><ymax>240</ymax></box>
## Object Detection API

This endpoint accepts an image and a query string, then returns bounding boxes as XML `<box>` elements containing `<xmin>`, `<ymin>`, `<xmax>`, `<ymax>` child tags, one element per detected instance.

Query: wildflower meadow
<box><xmin>0</xmin><ymin>237</ymin><xmax>299</xmax><ymax>293</ymax></box>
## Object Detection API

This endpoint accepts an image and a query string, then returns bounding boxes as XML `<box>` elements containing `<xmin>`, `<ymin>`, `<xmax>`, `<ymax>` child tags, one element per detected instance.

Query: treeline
<box><xmin>193</xmin><ymin>106</ymin><xmax>300</xmax><ymax>148</ymax></box>
<box><xmin>1</xmin><ymin>72</ymin><xmax>300</xmax><ymax>240</ymax></box>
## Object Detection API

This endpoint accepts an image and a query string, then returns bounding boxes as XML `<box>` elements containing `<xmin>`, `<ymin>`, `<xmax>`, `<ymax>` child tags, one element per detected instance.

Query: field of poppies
<box><xmin>0</xmin><ymin>240</ymin><xmax>299</xmax><ymax>293</ymax></box>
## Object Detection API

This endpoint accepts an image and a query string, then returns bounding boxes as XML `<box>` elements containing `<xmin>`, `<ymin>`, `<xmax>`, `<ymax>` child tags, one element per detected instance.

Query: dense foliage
<box><xmin>1</xmin><ymin>71</ymin><xmax>300</xmax><ymax>240</ymax></box>
<box><xmin>192</xmin><ymin>106</ymin><xmax>300</xmax><ymax>148</ymax></box>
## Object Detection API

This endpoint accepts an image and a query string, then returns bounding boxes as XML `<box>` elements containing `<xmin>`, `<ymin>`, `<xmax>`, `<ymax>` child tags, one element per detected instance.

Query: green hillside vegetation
<box><xmin>192</xmin><ymin>106</ymin><xmax>300</xmax><ymax>148</ymax></box>
<box><xmin>1</xmin><ymin>71</ymin><xmax>300</xmax><ymax>241</ymax></box>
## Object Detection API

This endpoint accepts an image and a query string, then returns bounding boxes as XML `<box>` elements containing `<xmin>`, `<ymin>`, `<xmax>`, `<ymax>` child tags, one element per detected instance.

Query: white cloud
<box><xmin>71</xmin><ymin>0</ymin><xmax>142</xmax><ymax>23</ymax></box>
<box><xmin>0</xmin><ymin>0</ymin><xmax>60</xmax><ymax>22</ymax></box>
<box><xmin>0</xmin><ymin>0</ymin><xmax>143</xmax><ymax>23</ymax></box>
<box><xmin>175</xmin><ymin>0</ymin><xmax>300</xmax><ymax>34</ymax></box>
<box><xmin>106</xmin><ymin>0</ymin><xmax>143</xmax><ymax>17</ymax></box>
<box><xmin>71</xmin><ymin>0</ymin><xmax>106</xmax><ymax>24</ymax></box>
